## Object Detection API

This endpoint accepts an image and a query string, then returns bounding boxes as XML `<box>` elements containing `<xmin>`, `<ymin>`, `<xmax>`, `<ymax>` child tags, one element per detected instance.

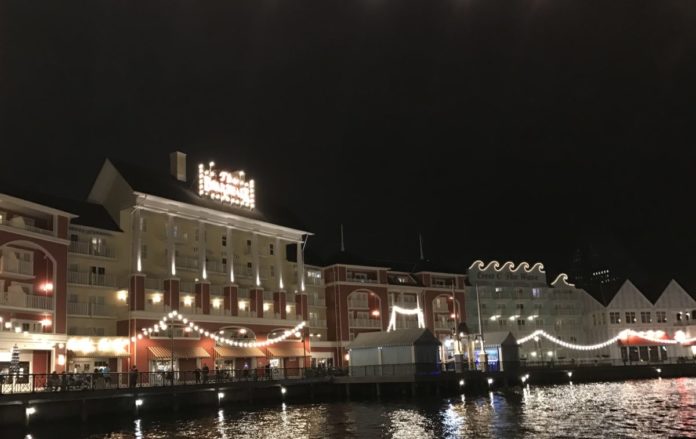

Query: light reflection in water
<box><xmin>29</xmin><ymin>378</ymin><xmax>696</xmax><ymax>439</ymax></box>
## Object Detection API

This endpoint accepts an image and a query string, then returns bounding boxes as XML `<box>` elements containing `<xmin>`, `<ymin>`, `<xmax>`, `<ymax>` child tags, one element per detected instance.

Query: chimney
<box><xmin>170</xmin><ymin>151</ymin><xmax>187</xmax><ymax>182</ymax></box>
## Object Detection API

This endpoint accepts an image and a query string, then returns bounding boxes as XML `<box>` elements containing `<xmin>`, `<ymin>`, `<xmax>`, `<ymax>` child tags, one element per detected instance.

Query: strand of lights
<box><xmin>386</xmin><ymin>305</ymin><xmax>426</xmax><ymax>332</ymax></box>
<box><xmin>517</xmin><ymin>329</ymin><xmax>696</xmax><ymax>351</ymax></box>
<box><xmin>141</xmin><ymin>310</ymin><xmax>306</xmax><ymax>348</ymax></box>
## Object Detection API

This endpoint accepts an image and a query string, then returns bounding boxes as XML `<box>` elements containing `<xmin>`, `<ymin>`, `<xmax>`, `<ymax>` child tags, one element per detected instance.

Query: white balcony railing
<box><xmin>0</xmin><ymin>257</ymin><xmax>33</xmax><ymax>276</ymax></box>
<box><xmin>68</xmin><ymin>241</ymin><xmax>115</xmax><ymax>258</ymax></box>
<box><xmin>68</xmin><ymin>271</ymin><xmax>120</xmax><ymax>288</ymax></box>
<box><xmin>308</xmin><ymin>296</ymin><xmax>326</xmax><ymax>307</ymax></box>
<box><xmin>348</xmin><ymin>299</ymin><xmax>369</xmax><ymax>309</ymax></box>
<box><xmin>348</xmin><ymin>318</ymin><xmax>381</xmax><ymax>328</ymax></box>
<box><xmin>0</xmin><ymin>291</ymin><xmax>53</xmax><ymax>310</ymax></box>
<box><xmin>309</xmin><ymin>319</ymin><xmax>327</xmax><ymax>328</ymax></box>
<box><xmin>67</xmin><ymin>302</ymin><xmax>116</xmax><ymax>317</ymax></box>
<box><xmin>2</xmin><ymin>217</ymin><xmax>54</xmax><ymax>236</ymax></box>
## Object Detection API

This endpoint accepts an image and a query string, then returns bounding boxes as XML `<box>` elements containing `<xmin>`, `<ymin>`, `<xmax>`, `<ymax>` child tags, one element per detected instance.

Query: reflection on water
<box><xmin>23</xmin><ymin>378</ymin><xmax>696</xmax><ymax>438</ymax></box>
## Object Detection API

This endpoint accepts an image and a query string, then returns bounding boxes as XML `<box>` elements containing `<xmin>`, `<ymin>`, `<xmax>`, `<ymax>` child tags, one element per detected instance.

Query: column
<box><xmin>132</xmin><ymin>208</ymin><xmax>142</xmax><ymax>273</ymax></box>
<box><xmin>275</xmin><ymin>237</ymin><xmax>283</xmax><ymax>290</ymax></box>
<box><xmin>251</xmin><ymin>232</ymin><xmax>260</xmax><ymax>287</ymax></box>
<box><xmin>164</xmin><ymin>278</ymin><xmax>180</xmax><ymax>311</ymax></box>
<box><xmin>297</xmin><ymin>238</ymin><xmax>305</xmax><ymax>292</ymax></box>
<box><xmin>196</xmin><ymin>282</ymin><xmax>210</xmax><ymax>315</ymax></box>
<box><xmin>167</xmin><ymin>215</ymin><xmax>176</xmax><ymax>277</ymax></box>
<box><xmin>129</xmin><ymin>274</ymin><xmax>145</xmax><ymax>311</ymax></box>
<box><xmin>274</xmin><ymin>292</ymin><xmax>286</xmax><ymax>319</ymax></box>
<box><xmin>224</xmin><ymin>284</ymin><xmax>238</xmax><ymax>316</ymax></box>
<box><xmin>251</xmin><ymin>288</ymin><xmax>264</xmax><ymax>318</ymax></box>
<box><xmin>198</xmin><ymin>221</ymin><xmax>207</xmax><ymax>281</ymax></box>
<box><xmin>295</xmin><ymin>293</ymin><xmax>308</xmax><ymax>321</ymax></box>
<box><xmin>226</xmin><ymin>227</ymin><xmax>234</xmax><ymax>283</ymax></box>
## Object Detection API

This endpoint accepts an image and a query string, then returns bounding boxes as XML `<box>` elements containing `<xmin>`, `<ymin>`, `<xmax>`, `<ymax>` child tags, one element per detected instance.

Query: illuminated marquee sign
<box><xmin>198</xmin><ymin>162</ymin><xmax>255</xmax><ymax>209</ymax></box>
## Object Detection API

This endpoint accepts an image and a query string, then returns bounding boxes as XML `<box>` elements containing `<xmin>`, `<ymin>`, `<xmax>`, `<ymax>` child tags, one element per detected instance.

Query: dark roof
<box><xmin>109</xmin><ymin>159</ymin><xmax>310</xmax><ymax>233</ymax></box>
<box><xmin>0</xmin><ymin>179</ymin><xmax>121</xmax><ymax>232</ymax></box>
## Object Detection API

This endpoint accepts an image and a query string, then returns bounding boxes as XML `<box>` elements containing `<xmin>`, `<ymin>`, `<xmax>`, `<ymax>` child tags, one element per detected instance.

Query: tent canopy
<box><xmin>348</xmin><ymin>328</ymin><xmax>441</xmax><ymax>350</ymax></box>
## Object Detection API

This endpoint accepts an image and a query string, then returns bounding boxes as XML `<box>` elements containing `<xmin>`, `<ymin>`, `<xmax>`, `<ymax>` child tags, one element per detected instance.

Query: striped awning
<box><xmin>214</xmin><ymin>346</ymin><xmax>266</xmax><ymax>358</ymax></box>
<box><xmin>148</xmin><ymin>346</ymin><xmax>210</xmax><ymax>359</ymax></box>
<box><xmin>267</xmin><ymin>343</ymin><xmax>307</xmax><ymax>358</ymax></box>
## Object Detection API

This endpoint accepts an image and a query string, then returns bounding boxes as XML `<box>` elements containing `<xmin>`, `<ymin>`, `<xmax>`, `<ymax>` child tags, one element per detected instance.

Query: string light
<box><xmin>387</xmin><ymin>305</ymin><xmax>426</xmax><ymax>331</ymax></box>
<box><xmin>141</xmin><ymin>310</ymin><xmax>306</xmax><ymax>348</ymax></box>
<box><xmin>517</xmin><ymin>329</ymin><xmax>696</xmax><ymax>351</ymax></box>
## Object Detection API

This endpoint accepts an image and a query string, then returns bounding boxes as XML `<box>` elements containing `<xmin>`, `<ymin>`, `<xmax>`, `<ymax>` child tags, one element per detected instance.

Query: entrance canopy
<box><xmin>267</xmin><ymin>343</ymin><xmax>307</xmax><ymax>357</ymax></box>
<box><xmin>148</xmin><ymin>346</ymin><xmax>210</xmax><ymax>359</ymax></box>
<box><xmin>214</xmin><ymin>346</ymin><xmax>265</xmax><ymax>358</ymax></box>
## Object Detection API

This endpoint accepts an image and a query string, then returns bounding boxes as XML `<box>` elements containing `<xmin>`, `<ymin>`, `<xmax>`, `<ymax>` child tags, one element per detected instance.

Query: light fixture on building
<box><xmin>295</xmin><ymin>332</ymin><xmax>301</xmax><ymax>338</ymax></box>
<box><xmin>5</xmin><ymin>322</ymin><xmax>12</xmax><ymax>329</ymax></box>
<box><xmin>263</xmin><ymin>303</ymin><xmax>271</xmax><ymax>312</ymax></box>
<box><xmin>41</xmin><ymin>282</ymin><xmax>54</xmax><ymax>293</ymax></box>
<box><xmin>135</xmin><ymin>399</ymin><xmax>143</xmax><ymax>407</ymax></box>
<box><xmin>212</xmin><ymin>298</ymin><xmax>221</xmax><ymax>309</ymax></box>
<box><xmin>239</xmin><ymin>328</ymin><xmax>247</xmax><ymax>335</ymax></box>
<box><xmin>239</xmin><ymin>301</ymin><xmax>247</xmax><ymax>311</ymax></box>
<box><xmin>117</xmin><ymin>290</ymin><xmax>128</xmax><ymax>301</ymax></box>
<box><xmin>14</xmin><ymin>326</ymin><xmax>21</xmax><ymax>333</ymax></box>
<box><xmin>40</xmin><ymin>318</ymin><xmax>52</xmax><ymax>327</ymax></box>
<box><xmin>57</xmin><ymin>354</ymin><xmax>66</xmax><ymax>366</ymax></box>
<box><xmin>371</xmin><ymin>310</ymin><xmax>380</xmax><ymax>317</ymax></box>
<box><xmin>152</xmin><ymin>294</ymin><xmax>162</xmax><ymax>304</ymax></box>
<box><xmin>183</xmin><ymin>296</ymin><xmax>193</xmax><ymax>306</ymax></box>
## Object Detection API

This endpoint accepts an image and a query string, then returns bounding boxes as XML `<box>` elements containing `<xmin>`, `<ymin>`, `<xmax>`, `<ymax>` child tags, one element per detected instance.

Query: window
<box><xmin>532</xmin><ymin>288</ymin><xmax>541</xmax><ymax>298</ymax></box>
<box><xmin>592</xmin><ymin>314</ymin><xmax>597</xmax><ymax>326</ymax></box>
<box><xmin>569</xmin><ymin>336</ymin><xmax>577</xmax><ymax>343</ymax></box>
<box><xmin>517</xmin><ymin>319</ymin><xmax>525</xmax><ymax>326</ymax></box>
<box><xmin>141</xmin><ymin>244</ymin><xmax>147</xmax><ymax>259</ymax></box>
<box><xmin>516</xmin><ymin>304</ymin><xmax>524</xmax><ymax>311</ymax></box>
<box><xmin>246</xmin><ymin>262</ymin><xmax>253</xmax><ymax>275</ymax></box>
<box><xmin>222</xmin><ymin>258</ymin><xmax>227</xmax><ymax>267</ymax></box>
<box><xmin>246</xmin><ymin>240</ymin><xmax>252</xmax><ymax>250</ymax></box>
<box><xmin>70</xmin><ymin>233</ymin><xmax>79</xmax><ymax>242</ymax></box>
<box><xmin>498</xmin><ymin>319</ymin><xmax>507</xmax><ymax>327</ymax></box>
<box><xmin>269</xmin><ymin>244</ymin><xmax>274</xmax><ymax>256</ymax></box>
<box><xmin>676</xmin><ymin>312</ymin><xmax>682</xmax><ymax>322</ymax></box>
<box><xmin>640</xmin><ymin>311</ymin><xmax>651</xmax><ymax>324</ymax></box>
<box><xmin>625</xmin><ymin>312</ymin><xmax>636</xmax><ymax>324</ymax></box>
<box><xmin>609</xmin><ymin>312</ymin><xmax>621</xmax><ymax>324</ymax></box>
<box><xmin>222</xmin><ymin>236</ymin><xmax>227</xmax><ymax>247</ymax></box>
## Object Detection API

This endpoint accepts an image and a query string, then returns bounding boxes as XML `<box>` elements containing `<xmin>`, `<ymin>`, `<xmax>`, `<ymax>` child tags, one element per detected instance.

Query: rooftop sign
<box><xmin>198</xmin><ymin>162</ymin><xmax>255</xmax><ymax>209</ymax></box>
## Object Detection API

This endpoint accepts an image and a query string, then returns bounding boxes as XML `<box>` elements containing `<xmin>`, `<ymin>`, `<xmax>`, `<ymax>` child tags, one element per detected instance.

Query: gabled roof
<box><xmin>654</xmin><ymin>279</ymin><xmax>696</xmax><ymax>309</ymax></box>
<box><xmin>106</xmin><ymin>159</ymin><xmax>309</xmax><ymax>233</ymax></box>
<box><xmin>607</xmin><ymin>279</ymin><xmax>653</xmax><ymax>309</ymax></box>
<box><xmin>348</xmin><ymin>328</ymin><xmax>441</xmax><ymax>349</ymax></box>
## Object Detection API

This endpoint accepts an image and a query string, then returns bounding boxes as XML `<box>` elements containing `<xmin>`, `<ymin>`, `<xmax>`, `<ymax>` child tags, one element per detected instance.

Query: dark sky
<box><xmin>2</xmin><ymin>0</ymin><xmax>696</xmax><ymax>284</ymax></box>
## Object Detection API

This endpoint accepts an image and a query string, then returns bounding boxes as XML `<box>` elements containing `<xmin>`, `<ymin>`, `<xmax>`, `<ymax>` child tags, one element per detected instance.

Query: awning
<box><xmin>267</xmin><ymin>343</ymin><xmax>307</xmax><ymax>358</ymax></box>
<box><xmin>68</xmin><ymin>350</ymin><xmax>130</xmax><ymax>358</ymax></box>
<box><xmin>148</xmin><ymin>346</ymin><xmax>210</xmax><ymax>359</ymax></box>
<box><xmin>214</xmin><ymin>346</ymin><xmax>265</xmax><ymax>358</ymax></box>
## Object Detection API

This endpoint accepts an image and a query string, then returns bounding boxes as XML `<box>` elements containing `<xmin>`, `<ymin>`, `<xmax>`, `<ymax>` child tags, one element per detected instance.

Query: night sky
<box><xmin>2</xmin><ymin>1</ymin><xmax>696</xmax><ymax>288</ymax></box>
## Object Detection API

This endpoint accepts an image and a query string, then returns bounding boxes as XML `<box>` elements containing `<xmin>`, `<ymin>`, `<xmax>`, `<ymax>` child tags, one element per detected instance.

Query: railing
<box><xmin>521</xmin><ymin>357</ymin><xmax>696</xmax><ymax>369</ymax></box>
<box><xmin>0</xmin><ymin>291</ymin><xmax>53</xmax><ymax>310</ymax></box>
<box><xmin>0</xmin><ymin>368</ymin><xmax>338</xmax><ymax>395</ymax></box>
<box><xmin>347</xmin><ymin>299</ymin><xmax>369</xmax><ymax>309</ymax></box>
<box><xmin>309</xmin><ymin>319</ymin><xmax>327</xmax><ymax>327</ymax></box>
<box><xmin>348</xmin><ymin>318</ymin><xmax>381</xmax><ymax>328</ymax></box>
<box><xmin>207</xmin><ymin>260</ymin><xmax>225</xmax><ymax>274</ymax></box>
<box><xmin>1</xmin><ymin>219</ymin><xmax>54</xmax><ymax>236</ymax></box>
<box><xmin>68</xmin><ymin>271</ymin><xmax>120</xmax><ymax>288</ymax></box>
<box><xmin>348</xmin><ymin>363</ymin><xmax>443</xmax><ymax>377</ymax></box>
<box><xmin>68</xmin><ymin>241</ymin><xmax>115</xmax><ymax>258</ymax></box>
<box><xmin>144</xmin><ymin>277</ymin><xmax>162</xmax><ymax>290</ymax></box>
<box><xmin>180</xmin><ymin>281</ymin><xmax>195</xmax><ymax>293</ymax></box>
<box><xmin>176</xmin><ymin>255</ymin><xmax>200</xmax><ymax>271</ymax></box>
<box><xmin>346</xmin><ymin>276</ymin><xmax>378</xmax><ymax>284</ymax></box>
<box><xmin>307</xmin><ymin>296</ymin><xmax>326</xmax><ymax>306</ymax></box>
<box><xmin>0</xmin><ymin>257</ymin><xmax>34</xmax><ymax>276</ymax></box>
<box><xmin>68</xmin><ymin>302</ymin><xmax>115</xmax><ymax>317</ymax></box>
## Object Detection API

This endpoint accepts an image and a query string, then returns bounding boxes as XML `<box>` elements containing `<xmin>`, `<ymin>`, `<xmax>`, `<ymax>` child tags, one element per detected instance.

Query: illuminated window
<box><xmin>640</xmin><ymin>312</ymin><xmax>651</xmax><ymax>324</ymax></box>
<box><xmin>609</xmin><ymin>312</ymin><xmax>621</xmax><ymax>324</ymax></box>
<box><xmin>532</xmin><ymin>288</ymin><xmax>541</xmax><ymax>298</ymax></box>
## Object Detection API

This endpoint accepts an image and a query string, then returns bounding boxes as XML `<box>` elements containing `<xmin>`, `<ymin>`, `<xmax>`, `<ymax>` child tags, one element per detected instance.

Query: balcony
<box><xmin>346</xmin><ymin>275</ymin><xmax>378</xmax><ymax>284</ymax></box>
<box><xmin>0</xmin><ymin>291</ymin><xmax>53</xmax><ymax>311</ymax></box>
<box><xmin>348</xmin><ymin>299</ymin><xmax>369</xmax><ymax>309</ymax></box>
<box><xmin>67</xmin><ymin>302</ymin><xmax>117</xmax><ymax>317</ymax></box>
<box><xmin>176</xmin><ymin>255</ymin><xmax>200</xmax><ymax>271</ymax></box>
<box><xmin>348</xmin><ymin>318</ymin><xmax>381</xmax><ymax>328</ymax></box>
<box><xmin>309</xmin><ymin>319</ymin><xmax>327</xmax><ymax>328</ymax></box>
<box><xmin>68</xmin><ymin>241</ymin><xmax>115</xmax><ymax>258</ymax></box>
<box><xmin>0</xmin><ymin>256</ymin><xmax>33</xmax><ymax>277</ymax></box>
<box><xmin>307</xmin><ymin>296</ymin><xmax>326</xmax><ymax>307</ymax></box>
<box><xmin>434</xmin><ymin>320</ymin><xmax>452</xmax><ymax>330</ymax></box>
<box><xmin>68</xmin><ymin>271</ymin><xmax>120</xmax><ymax>288</ymax></box>
<box><xmin>1</xmin><ymin>216</ymin><xmax>54</xmax><ymax>237</ymax></box>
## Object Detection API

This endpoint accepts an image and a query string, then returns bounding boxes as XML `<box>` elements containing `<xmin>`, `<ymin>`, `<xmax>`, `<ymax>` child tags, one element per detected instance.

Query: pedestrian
<box><xmin>202</xmin><ymin>364</ymin><xmax>209</xmax><ymax>383</ymax></box>
<box><xmin>103</xmin><ymin>365</ymin><xmax>111</xmax><ymax>387</ymax></box>
<box><xmin>129</xmin><ymin>366</ymin><xmax>138</xmax><ymax>388</ymax></box>
<box><xmin>194</xmin><ymin>367</ymin><xmax>201</xmax><ymax>384</ymax></box>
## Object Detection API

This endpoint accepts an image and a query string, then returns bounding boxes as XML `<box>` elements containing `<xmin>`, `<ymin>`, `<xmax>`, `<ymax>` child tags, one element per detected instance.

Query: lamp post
<box><xmin>162</xmin><ymin>316</ymin><xmax>187</xmax><ymax>386</ymax></box>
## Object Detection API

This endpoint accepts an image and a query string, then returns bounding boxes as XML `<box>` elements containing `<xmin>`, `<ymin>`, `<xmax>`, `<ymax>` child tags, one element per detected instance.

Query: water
<box><xmin>20</xmin><ymin>378</ymin><xmax>696</xmax><ymax>438</ymax></box>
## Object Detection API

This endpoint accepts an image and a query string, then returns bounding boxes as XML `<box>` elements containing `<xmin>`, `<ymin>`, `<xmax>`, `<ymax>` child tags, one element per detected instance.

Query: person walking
<box><xmin>202</xmin><ymin>364</ymin><xmax>209</xmax><ymax>384</ymax></box>
<box><xmin>129</xmin><ymin>366</ymin><xmax>138</xmax><ymax>388</ymax></box>
<box><xmin>194</xmin><ymin>367</ymin><xmax>201</xmax><ymax>384</ymax></box>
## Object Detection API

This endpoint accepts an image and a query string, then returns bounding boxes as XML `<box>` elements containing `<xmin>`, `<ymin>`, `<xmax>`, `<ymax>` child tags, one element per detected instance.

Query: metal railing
<box><xmin>521</xmin><ymin>357</ymin><xmax>696</xmax><ymax>369</ymax></box>
<box><xmin>347</xmin><ymin>363</ymin><xmax>444</xmax><ymax>377</ymax></box>
<box><xmin>68</xmin><ymin>271</ymin><xmax>120</xmax><ymax>288</ymax></box>
<box><xmin>0</xmin><ymin>257</ymin><xmax>34</xmax><ymax>276</ymax></box>
<box><xmin>0</xmin><ymin>291</ymin><xmax>53</xmax><ymax>310</ymax></box>
<box><xmin>0</xmin><ymin>368</ymin><xmax>336</xmax><ymax>395</ymax></box>
<box><xmin>348</xmin><ymin>318</ymin><xmax>381</xmax><ymax>328</ymax></box>
<box><xmin>69</xmin><ymin>241</ymin><xmax>115</xmax><ymax>258</ymax></box>
<box><xmin>309</xmin><ymin>319</ymin><xmax>327</xmax><ymax>328</ymax></box>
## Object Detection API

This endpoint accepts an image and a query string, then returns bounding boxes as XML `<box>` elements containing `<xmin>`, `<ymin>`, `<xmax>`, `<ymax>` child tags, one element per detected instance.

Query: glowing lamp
<box><xmin>372</xmin><ymin>310</ymin><xmax>380</xmax><ymax>317</ymax></box>
<box><xmin>117</xmin><ymin>290</ymin><xmax>128</xmax><ymax>301</ymax></box>
<box><xmin>152</xmin><ymin>294</ymin><xmax>162</xmax><ymax>304</ymax></box>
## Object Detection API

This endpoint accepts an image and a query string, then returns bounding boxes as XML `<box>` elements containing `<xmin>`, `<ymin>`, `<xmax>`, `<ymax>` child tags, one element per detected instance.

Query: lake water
<box><xmin>20</xmin><ymin>378</ymin><xmax>696</xmax><ymax>438</ymax></box>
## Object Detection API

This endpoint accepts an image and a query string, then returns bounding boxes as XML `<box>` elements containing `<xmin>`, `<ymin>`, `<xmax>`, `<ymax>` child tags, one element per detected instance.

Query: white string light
<box><xmin>141</xmin><ymin>310</ymin><xmax>306</xmax><ymax>348</ymax></box>
<box><xmin>517</xmin><ymin>329</ymin><xmax>696</xmax><ymax>351</ymax></box>
<box><xmin>387</xmin><ymin>305</ymin><xmax>425</xmax><ymax>332</ymax></box>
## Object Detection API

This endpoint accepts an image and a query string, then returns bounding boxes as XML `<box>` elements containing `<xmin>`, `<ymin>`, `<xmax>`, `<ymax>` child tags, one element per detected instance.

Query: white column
<box><xmin>226</xmin><ymin>227</ymin><xmax>234</xmax><ymax>283</ymax></box>
<box><xmin>132</xmin><ymin>208</ymin><xmax>142</xmax><ymax>272</ymax></box>
<box><xmin>297</xmin><ymin>239</ymin><xmax>305</xmax><ymax>292</ymax></box>
<box><xmin>252</xmin><ymin>232</ymin><xmax>260</xmax><ymax>286</ymax></box>
<box><xmin>167</xmin><ymin>215</ymin><xmax>176</xmax><ymax>276</ymax></box>
<box><xmin>275</xmin><ymin>237</ymin><xmax>283</xmax><ymax>290</ymax></box>
<box><xmin>198</xmin><ymin>221</ymin><xmax>207</xmax><ymax>280</ymax></box>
